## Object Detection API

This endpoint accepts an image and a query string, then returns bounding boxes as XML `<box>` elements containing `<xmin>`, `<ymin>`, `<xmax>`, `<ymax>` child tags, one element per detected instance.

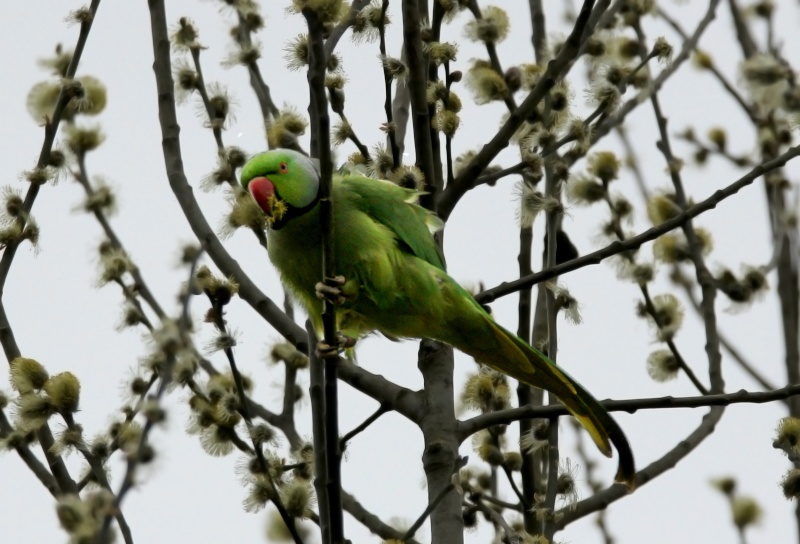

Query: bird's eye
<box><xmin>279</xmin><ymin>162</ymin><xmax>289</xmax><ymax>173</ymax></box>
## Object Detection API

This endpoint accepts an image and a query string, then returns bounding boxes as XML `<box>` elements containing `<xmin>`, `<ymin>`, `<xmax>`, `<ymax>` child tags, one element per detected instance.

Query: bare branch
<box><xmin>418</xmin><ymin>340</ymin><xmax>464</xmax><ymax>543</ymax></box>
<box><xmin>468</xmin><ymin>497</ymin><xmax>520</xmax><ymax>544</ymax></box>
<box><xmin>475</xmin><ymin>143</ymin><xmax>800</xmax><ymax>304</ymax></box>
<box><xmin>342</xmin><ymin>490</ymin><xmax>421</xmax><ymax>543</ymax></box>
<box><xmin>589</xmin><ymin>0</ymin><xmax>722</xmax><ymax>150</ymax></box>
<box><xmin>308</xmin><ymin>324</ymin><xmax>330</xmax><ymax>541</ymax></box>
<box><xmin>635</xmin><ymin>18</ymin><xmax>725</xmax><ymax>393</ymax></box>
<box><xmin>234</xmin><ymin>12</ymin><xmax>281</xmax><ymax>121</ymax></box>
<box><xmin>402</xmin><ymin>0</ymin><xmax>438</xmax><ymax>205</ymax></box>
<box><xmin>402</xmin><ymin>476</ymin><xmax>459</xmax><ymax>542</ymax></box>
<box><xmin>0</xmin><ymin>0</ymin><xmax>103</xmax><ymax>289</ymax></box>
<box><xmin>145</xmin><ymin>0</ymin><xmax>308</xmax><ymax>352</ymax></box>
<box><xmin>0</xmin><ymin>408</ymin><xmax>59</xmax><ymax>497</ymax></box>
<box><xmin>323</xmin><ymin>0</ymin><xmax>372</xmax><ymax>59</ymax></box>
<box><xmin>0</xmin><ymin>0</ymin><xmax>103</xmax><ymax>503</ymax></box>
<box><xmin>99</xmin><ymin>250</ymin><xmax>201</xmax><ymax>542</ymax></box>
<box><xmin>657</xmin><ymin>7</ymin><xmax>757</xmax><ymax>122</ymax></box>
<box><xmin>458</xmin><ymin>384</ymin><xmax>800</xmax><ymax>440</ymax></box>
<box><xmin>556</xmin><ymin>406</ymin><xmax>725</xmax><ymax>529</ymax></box>
<box><xmin>340</xmin><ymin>404</ymin><xmax>389</xmax><ymax>449</ymax></box>
<box><xmin>337</xmin><ymin>357</ymin><xmax>422</xmax><ymax>423</ymax></box>
<box><xmin>438</xmin><ymin>0</ymin><xmax>598</xmax><ymax>220</ymax></box>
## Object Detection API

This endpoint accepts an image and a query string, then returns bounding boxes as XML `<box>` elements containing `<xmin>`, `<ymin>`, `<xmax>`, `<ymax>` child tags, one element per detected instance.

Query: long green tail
<box><xmin>455</xmin><ymin>313</ymin><xmax>636</xmax><ymax>490</ymax></box>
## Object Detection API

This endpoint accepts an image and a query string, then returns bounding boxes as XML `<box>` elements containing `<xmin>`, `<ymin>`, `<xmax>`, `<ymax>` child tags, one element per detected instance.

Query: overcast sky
<box><xmin>1</xmin><ymin>1</ymin><xmax>798</xmax><ymax>543</ymax></box>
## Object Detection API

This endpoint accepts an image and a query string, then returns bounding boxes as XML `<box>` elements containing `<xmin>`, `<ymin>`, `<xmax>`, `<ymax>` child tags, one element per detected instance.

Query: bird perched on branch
<box><xmin>241</xmin><ymin>148</ymin><xmax>635</xmax><ymax>490</ymax></box>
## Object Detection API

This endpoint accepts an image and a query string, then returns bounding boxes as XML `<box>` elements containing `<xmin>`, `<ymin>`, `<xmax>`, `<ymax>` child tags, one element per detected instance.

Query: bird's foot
<box><xmin>315</xmin><ymin>275</ymin><xmax>348</xmax><ymax>306</ymax></box>
<box><xmin>315</xmin><ymin>333</ymin><xmax>356</xmax><ymax>360</ymax></box>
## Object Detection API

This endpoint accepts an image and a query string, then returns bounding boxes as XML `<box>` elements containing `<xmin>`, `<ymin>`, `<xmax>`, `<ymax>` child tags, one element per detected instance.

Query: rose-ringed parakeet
<box><xmin>241</xmin><ymin>149</ymin><xmax>635</xmax><ymax>489</ymax></box>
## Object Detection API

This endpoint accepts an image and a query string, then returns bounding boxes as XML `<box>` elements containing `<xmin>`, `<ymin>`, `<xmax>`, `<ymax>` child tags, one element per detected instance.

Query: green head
<box><xmin>240</xmin><ymin>149</ymin><xmax>320</xmax><ymax>229</ymax></box>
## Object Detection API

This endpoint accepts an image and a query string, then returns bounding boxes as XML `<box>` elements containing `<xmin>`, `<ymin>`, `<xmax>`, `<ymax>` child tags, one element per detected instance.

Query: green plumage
<box><xmin>241</xmin><ymin>149</ymin><xmax>635</xmax><ymax>489</ymax></box>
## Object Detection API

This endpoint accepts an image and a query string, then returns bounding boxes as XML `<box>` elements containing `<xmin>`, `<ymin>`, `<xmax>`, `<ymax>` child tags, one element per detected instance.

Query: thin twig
<box><xmin>401</xmin><ymin>482</ymin><xmax>456</xmax><ymax>541</ymax></box>
<box><xmin>307</xmin><ymin>324</ymin><xmax>330</xmax><ymax>542</ymax></box>
<box><xmin>458</xmin><ymin>384</ymin><xmax>800</xmax><ymax>440</ymax></box>
<box><xmin>542</xmin><ymin>160</ymin><xmax>560</xmax><ymax>540</ymax></box>
<box><xmin>475</xmin><ymin>142</ymin><xmax>800</xmax><ymax>304</ymax></box>
<box><xmin>233</xmin><ymin>12</ymin><xmax>281</xmax><ymax>121</ymax></box>
<box><xmin>403</xmin><ymin>0</ymin><xmax>438</xmax><ymax>208</ymax></box>
<box><xmin>438</xmin><ymin>0</ymin><xmax>598</xmax><ymax>220</ymax></box>
<box><xmin>587</xmin><ymin>0</ymin><xmax>723</xmax><ymax>152</ymax></box>
<box><xmin>468</xmin><ymin>497</ymin><xmax>520</xmax><ymax>544</ymax></box>
<box><xmin>475</xmin><ymin>162</ymin><xmax>527</xmax><ymax>187</ymax></box>
<box><xmin>640</xmin><ymin>285</ymin><xmax>709</xmax><ymax>394</ymax></box>
<box><xmin>340</xmin><ymin>404</ymin><xmax>389</xmax><ymax>449</ymax></box>
<box><xmin>190</xmin><ymin>48</ymin><xmax>227</xmax><ymax>156</ymax></box>
<box><xmin>378</xmin><ymin>0</ymin><xmax>400</xmax><ymax>168</ymax></box>
<box><xmin>208</xmin><ymin>295</ymin><xmax>304</xmax><ymax>542</ymax></box>
<box><xmin>466</xmin><ymin>0</ymin><xmax>518</xmax><ymax>112</ymax></box>
<box><xmin>657</xmin><ymin>7</ymin><xmax>757</xmax><ymax>122</ymax></box>
<box><xmin>556</xmin><ymin>406</ymin><xmax>724</xmax><ymax>528</ymax></box>
<box><xmin>635</xmin><ymin>18</ymin><xmax>725</xmax><ymax>393</ymax></box>
<box><xmin>0</xmin><ymin>409</ymin><xmax>59</xmax><ymax>497</ymax></box>
<box><xmin>481</xmin><ymin>494</ymin><xmax>523</xmax><ymax>511</ymax></box>
<box><xmin>0</xmin><ymin>0</ymin><xmax>103</xmax><ymax>501</ymax></box>
<box><xmin>74</xmin><ymin>153</ymin><xmax>165</xmax><ymax>320</ymax></box>
<box><xmin>341</xmin><ymin>490</ymin><xmax>422</xmax><ymax>543</ymax></box>
<box><xmin>62</xmin><ymin>413</ymin><xmax>134</xmax><ymax>544</ymax></box>
<box><xmin>0</xmin><ymin>0</ymin><xmax>103</xmax><ymax>290</ymax></box>
<box><xmin>677</xmin><ymin>274</ymin><xmax>779</xmax><ymax>393</ymax></box>
<box><xmin>502</xmin><ymin>465</ymin><xmax>530</xmax><ymax>510</ymax></box>
<box><xmin>323</xmin><ymin>0</ymin><xmax>372</xmax><ymax>60</ymax></box>
<box><xmin>98</xmin><ymin>250</ymin><xmax>202</xmax><ymax>542</ymax></box>
<box><xmin>597</xmin><ymin>185</ymin><xmax>709</xmax><ymax>394</ymax></box>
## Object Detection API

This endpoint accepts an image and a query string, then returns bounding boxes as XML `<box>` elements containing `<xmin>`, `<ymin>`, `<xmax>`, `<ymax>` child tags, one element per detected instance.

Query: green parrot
<box><xmin>241</xmin><ymin>149</ymin><xmax>635</xmax><ymax>489</ymax></box>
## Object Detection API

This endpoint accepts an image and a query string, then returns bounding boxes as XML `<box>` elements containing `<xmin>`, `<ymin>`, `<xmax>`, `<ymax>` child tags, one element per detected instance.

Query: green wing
<box><xmin>339</xmin><ymin>174</ymin><xmax>446</xmax><ymax>271</ymax></box>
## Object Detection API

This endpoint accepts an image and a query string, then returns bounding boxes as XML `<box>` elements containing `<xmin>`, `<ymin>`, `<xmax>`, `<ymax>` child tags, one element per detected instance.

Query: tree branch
<box><xmin>587</xmin><ymin>0</ymin><xmax>722</xmax><ymax>152</ymax></box>
<box><xmin>341</xmin><ymin>489</ymin><xmax>421</xmax><ymax>543</ymax></box>
<box><xmin>303</xmin><ymin>8</ymin><xmax>344</xmax><ymax>542</ymax></box>
<box><xmin>402</xmin><ymin>0</ymin><xmax>438</xmax><ymax>207</ymax></box>
<box><xmin>458</xmin><ymin>384</ymin><xmax>800</xmax><ymax>440</ymax></box>
<box><xmin>145</xmin><ymin>0</ymin><xmax>308</xmax><ymax>353</ymax></box>
<box><xmin>437</xmin><ymin>0</ymin><xmax>598</xmax><ymax>221</ymax></box>
<box><xmin>475</xmin><ymin>142</ymin><xmax>800</xmax><ymax>304</ymax></box>
<box><xmin>417</xmin><ymin>340</ymin><xmax>464</xmax><ymax>544</ymax></box>
<box><xmin>323</xmin><ymin>0</ymin><xmax>372</xmax><ymax>60</ymax></box>
<box><xmin>0</xmin><ymin>408</ymin><xmax>59</xmax><ymax>497</ymax></box>
<box><xmin>556</xmin><ymin>406</ymin><xmax>724</xmax><ymax>529</ymax></box>
<box><xmin>340</xmin><ymin>404</ymin><xmax>389</xmax><ymax>450</ymax></box>
<box><xmin>307</xmin><ymin>323</ymin><xmax>331</xmax><ymax>542</ymax></box>
<box><xmin>337</xmin><ymin>357</ymin><xmax>423</xmax><ymax>423</ymax></box>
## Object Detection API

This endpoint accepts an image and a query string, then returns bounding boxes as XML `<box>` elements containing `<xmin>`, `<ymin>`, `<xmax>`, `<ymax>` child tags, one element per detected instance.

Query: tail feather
<box><xmin>458</xmin><ymin>314</ymin><xmax>636</xmax><ymax>490</ymax></box>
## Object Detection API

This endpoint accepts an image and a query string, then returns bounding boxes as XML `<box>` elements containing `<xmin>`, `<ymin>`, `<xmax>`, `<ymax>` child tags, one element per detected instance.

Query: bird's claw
<box><xmin>315</xmin><ymin>341</ymin><xmax>340</xmax><ymax>359</ymax></box>
<box><xmin>315</xmin><ymin>275</ymin><xmax>348</xmax><ymax>306</ymax></box>
<box><xmin>315</xmin><ymin>333</ymin><xmax>356</xmax><ymax>360</ymax></box>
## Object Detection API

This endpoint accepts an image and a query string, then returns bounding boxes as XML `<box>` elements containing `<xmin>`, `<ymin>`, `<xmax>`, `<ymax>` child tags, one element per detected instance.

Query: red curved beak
<box><xmin>248</xmin><ymin>176</ymin><xmax>275</xmax><ymax>215</ymax></box>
